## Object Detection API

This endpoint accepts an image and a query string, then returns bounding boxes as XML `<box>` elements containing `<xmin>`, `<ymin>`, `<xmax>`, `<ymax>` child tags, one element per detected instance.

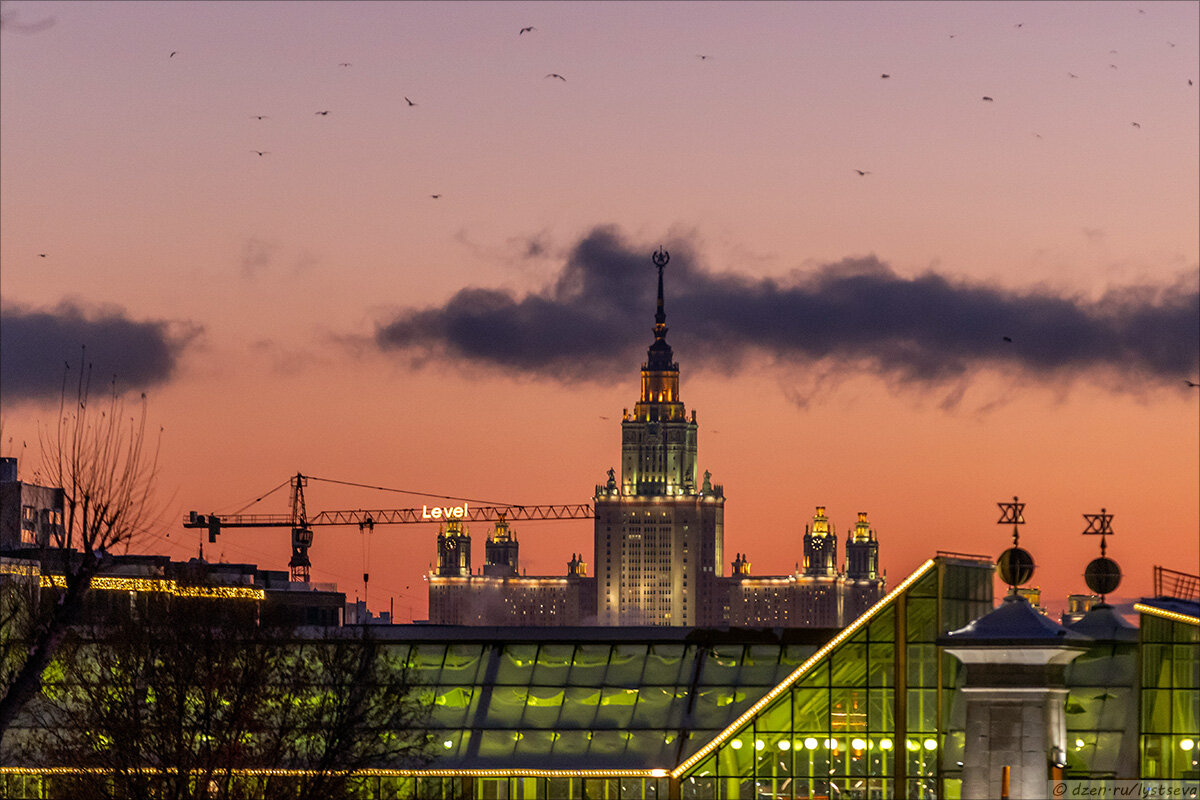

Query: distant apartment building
<box><xmin>0</xmin><ymin>457</ymin><xmax>64</xmax><ymax>550</ymax></box>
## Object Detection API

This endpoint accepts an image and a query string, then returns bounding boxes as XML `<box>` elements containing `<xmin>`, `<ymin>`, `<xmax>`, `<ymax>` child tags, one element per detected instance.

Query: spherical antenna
<box><xmin>1084</xmin><ymin>556</ymin><xmax>1122</xmax><ymax>597</ymax></box>
<box><xmin>996</xmin><ymin>546</ymin><xmax>1035</xmax><ymax>588</ymax></box>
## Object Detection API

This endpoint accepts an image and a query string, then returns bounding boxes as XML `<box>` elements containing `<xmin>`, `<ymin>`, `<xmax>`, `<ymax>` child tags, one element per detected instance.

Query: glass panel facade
<box><xmin>1139</xmin><ymin>609</ymin><xmax>1200</xmax><ymax>781</ymax></box>
<box><xmin>675</xmin><ymin>559</ymin><xmax>991</xmax><ymax>798</ymax></box>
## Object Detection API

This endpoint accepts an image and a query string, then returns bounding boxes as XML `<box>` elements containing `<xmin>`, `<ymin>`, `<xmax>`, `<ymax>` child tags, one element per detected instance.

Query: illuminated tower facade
<box><xmin>844</xmin><ymin>511</ymin><xmax>885</xmax><ymax>620</ymax></box>
<box><xmin>435</xmin><ymin>520</ymin><xmax>471</xmax><ymax>577</ymax></box>
<box><xmin>594</xmin><ymin>249</ymin><xmax>725</xmax><ymax>626</ymax></box>
<box><xmin>803</xmin><ymin>506</ymin><xmax>838</xmax><ymax>577</ymax></box>
<box><xmin>482</xmin><ymin>516</ymin><xmax>519</xmax><ymax>577</ymax></box>
<box><xmin>845</xmin><ymin>511</ymin><xmax>879</xmax><ymax>580</ymax></box>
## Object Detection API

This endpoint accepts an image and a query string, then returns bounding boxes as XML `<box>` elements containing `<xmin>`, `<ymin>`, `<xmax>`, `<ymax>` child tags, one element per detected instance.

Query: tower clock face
<box><xmin>646</xmin><ymin>423</ymin><xmax>660</xmax><ymax>437</ymax></box>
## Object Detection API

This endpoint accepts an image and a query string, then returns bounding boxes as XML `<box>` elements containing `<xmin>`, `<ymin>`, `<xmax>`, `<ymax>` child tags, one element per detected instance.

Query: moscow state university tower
<box><xmin>594</xmin><ymin>250</ymin><xmax>725</xmax><ymax>626</ymax></box>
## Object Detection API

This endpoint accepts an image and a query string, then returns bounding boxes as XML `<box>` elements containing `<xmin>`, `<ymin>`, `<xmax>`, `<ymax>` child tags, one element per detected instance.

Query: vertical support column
<box><xmin>895</xmin><ymin>592</ymin><xmax>908</xmax><ymax>794</ymax></box>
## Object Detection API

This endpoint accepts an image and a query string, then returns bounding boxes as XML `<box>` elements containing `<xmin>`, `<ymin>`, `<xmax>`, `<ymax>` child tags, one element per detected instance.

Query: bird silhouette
<box><xmin>881</xmin><ymin>73</ymin><xmax>890</xmax><ymax>79</ymax></box>
<box><xmin>251</xmin><ymin>115</ymin><xmax>268</xmax><ymax>120</ymax></box>
<box><xmin>1068</xmin><ymin>72</ymin><xmax>1079</xmax><ymax>78</ymax></box>
<box><xmin>169</xmin><ymin>51</ymin><xmax>176</xmax><ymax>58</ymax></box>
<box><xmin>982</xmin><ymin>96</ymin><xmax>994</xmax><ymax>101</ymax></box>
<box><xmin>1002</xmin><ymin>336</ymin><xmax>1013</xmax><ymax>343</ymax></box>
<box><xmin>338</xmin><ymin>62</ymin><xmax>352</xmax><ymax>67</ymax></box>
<box><xmin>519</xmin><ymin>26</ymin><xmax>536</xmax><ymax>35</ymax></box>
<box><xmin>697</xmin><ymin>54</ymin><xmax>710</xmax><ymax>60</ymax></box>
<box><xmin>430</xmin><ymin>194</ymin><xmax>442</xmax><ymax>199</ymax></box>
<box><xmin>1186</xmin><ymin>380</ymin><xmax>1199</xmax><ymax>388</ymax></box>
<box><xmin>315</xmin><ymin>110</ymin><xmax>330</xmax><ymax>115</ymax></box>
<box><xmin>405</xmin><ymin>97</ymin><xmax>416</xmax><ymax>106</ymax></box>
<box><xmin>1131</xmin><ymin>122</ymin><xmax>1141</xmax><ymax>128</ymax></box>
<box><xmin>252</xmin><ymin>150</ymin><xmax>269</xmax><ymax>156</ymax></box>
<box><xmin>854</xmin><ymin>169</ymin><xmax>871</xmax><ymax>176</ymax></box>
<box><xmin>38</xmin><ymin>253</ymin><xmax>46</xmax><ymax>258</ymax></box>
<box><xmin>545</xmin><ymin>73</ymin><xmax>566</xmax><ymax>81</ymax></box>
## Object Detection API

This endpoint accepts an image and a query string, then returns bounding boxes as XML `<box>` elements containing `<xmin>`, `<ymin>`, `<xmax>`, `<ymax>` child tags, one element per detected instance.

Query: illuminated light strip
<box><xmin>670</xmin><ymin>559</ymin><xmax>937</xmax><ymax>779</ymax></box>
<box><xmin>38</xmin><ymin>575</ymin><xmax>265</xmax><ymax>600</ymax></box>
<box><xmin>0</xmin><ymin>766</ymin><xmax>669</xmax><ymax>779</ymax></box>
<box><xmin>1134</xmin><ymin>603</ymin><xmax>1199</xmax><ymax>626</ymax></box>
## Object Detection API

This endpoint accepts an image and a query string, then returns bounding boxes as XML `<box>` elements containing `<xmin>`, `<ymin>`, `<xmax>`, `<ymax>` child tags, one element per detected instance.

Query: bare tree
<box><xmin>0</xmin><ymin>366</ymin><xmax>162</xmax><ymax>744</ymax></box>
<box><xmin>22</xmin><ymin>593</ymin><xmax>432</xmax><ymax>799</ymax></box>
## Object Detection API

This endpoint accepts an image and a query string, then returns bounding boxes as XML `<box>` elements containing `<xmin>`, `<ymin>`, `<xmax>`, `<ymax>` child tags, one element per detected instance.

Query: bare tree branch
<box><xmin>0</xmin><ymin>362</ymin><xmax>163</xmax><ymax>744</ymax></box>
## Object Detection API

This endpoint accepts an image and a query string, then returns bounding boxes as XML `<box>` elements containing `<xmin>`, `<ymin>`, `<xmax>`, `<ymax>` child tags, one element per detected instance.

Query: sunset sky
<box><xmin>2</xmin><ymin>0</ymin><xmax>1197</xmax><ymax>622</ymax></box>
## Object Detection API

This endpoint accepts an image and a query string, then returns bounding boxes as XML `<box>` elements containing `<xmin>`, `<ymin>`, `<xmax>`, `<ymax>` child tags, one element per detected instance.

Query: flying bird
<box><xmin>251</xmin><ymin>115</ymin><xmax>268</xmax><ymax>120</ymax></box>
<box><xmin>519</xmin><ymin>26</ymin><xmax>536</xmax><ymax>34</ymax></box>
<box><xmin>38</xmin><ymin>253</ymin><xmax>46</xmax><ymax>257</ymax></box>
<box><xmin>1068</xmin><ymin>72</ymin><xmax>1078</xmax><ymax>78</ymax></box>
<box><xmin>1189</xmin><ymin>79</ymin><xmax>1194</xmax><ymax>86</ymax></box>
<box><xmin>338</xmin><ymin>62</ymin><xmax>352</xmax><ymax>67</ymax></box>
<box><xmin>169</xmin><ymin>51</ymin><xmax>176</xmax><ymax>58</ymax></box>
<box><xmin>251</xmin><ymin>150</ymin><xmax>269</xmax><ymax>156</ymax></box>
<box><xmin>1185</xmin><ymin>380</ymin><xmax>1199</xmax><ymax>388</ymax></box>
<box><xmin>881</xmin><ymin>73</ymin><xmax>890</xmax><ymax>79</ymax></box>
<box><xmin>1002</xmin><ymin>336</ymin><xmax>1013</xmax><ymax>343</ymax></box>
<box><xmin>545</xmin><ymin>73</ymin><xmax>566</xmax><ymax>81</ymax></box>
<box><xmin>1131</xmin><ymin>122</ymin><xmax>1141</xmax><ymax>128</ymax></box>
<box><xmin>1014</xmin><ymin>22</ymin><xmax>1023</xmax><ymax>28</ymax></box>
<box><xmin>405</xmin><ymin>97</ymin><xmax>416</xmax><ymax>106</ymax></box>
<box><xmin>315</xmin><ymin>110</ymin><xmax>330</xmax><ymax>115</ymax></box>
<box><xmin>697</xmin><ymin>54</ymin><xmax>710</xmax><ymax>60</ymax></box>
<box><xmin>981</xmin><ymin>96</ymin><xmax>994</xmax><ymax>101</ymax></box>
<box><xmin>430</xmin><ymin>194</ymin><xmax>442</xmax><ymax>199</ymax></box>
<box><xmin>854</xmin><ymin>169</ymin><xmax>871</xmax><ymax>176</ymax></box>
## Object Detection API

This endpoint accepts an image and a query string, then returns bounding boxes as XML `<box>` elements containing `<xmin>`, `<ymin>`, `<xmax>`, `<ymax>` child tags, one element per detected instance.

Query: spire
<box><xmin>647</xmin><ymin>247</ymin><xmax>675</xmax><ymax>371</ymax></box>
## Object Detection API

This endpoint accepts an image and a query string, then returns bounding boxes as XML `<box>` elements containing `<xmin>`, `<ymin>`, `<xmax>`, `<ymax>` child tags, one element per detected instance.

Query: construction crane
<box><xmin>183</xmin><ymin>473</ymin><xmax>594</xmax><ymax>582</ymax></box>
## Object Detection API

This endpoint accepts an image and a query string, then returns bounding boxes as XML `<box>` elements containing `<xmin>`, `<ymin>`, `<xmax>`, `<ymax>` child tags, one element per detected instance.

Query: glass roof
<box><xmin>371</xmin><ymin>627</ymin><xmax>834</xmax><ymax>769</ymax></box>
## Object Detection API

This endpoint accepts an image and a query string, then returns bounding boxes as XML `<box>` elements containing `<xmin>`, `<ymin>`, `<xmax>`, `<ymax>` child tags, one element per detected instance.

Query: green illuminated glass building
<box><xmin>3</xmin><ymin>554</ymin><xmax>1197</xmax><ymax>799</ymax></box>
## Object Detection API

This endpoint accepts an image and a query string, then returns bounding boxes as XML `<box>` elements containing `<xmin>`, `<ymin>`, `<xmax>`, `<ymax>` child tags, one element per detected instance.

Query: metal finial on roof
<box><xmin>1083</xmin><ymin>508</ymin><xmax>1121</xmax><ymax>600</ymax></box>
<box><xmin>996</xmin><ymin>496</ymin><xmax>1033</xmax><ymax>592</ymax></box>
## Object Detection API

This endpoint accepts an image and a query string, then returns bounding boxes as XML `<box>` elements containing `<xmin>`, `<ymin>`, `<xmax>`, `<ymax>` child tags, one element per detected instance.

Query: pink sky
<box><xmin>2</xmin><ymin>1</ymin><xmax>1197</xmax><ymax>621</ymax></box>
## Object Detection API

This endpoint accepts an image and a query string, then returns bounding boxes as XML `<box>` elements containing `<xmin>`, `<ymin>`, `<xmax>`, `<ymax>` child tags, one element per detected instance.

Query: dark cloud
<box><xmin>0</xmin><ymin>6</ymin><xmax>56</xmax><ymax>34</ymax></box>
<box><xmin>375</xmin><ymin>226</ymin><xmax>1199</xmax><ymax>391</ymax></box>
<box><xmin>0</xmin><ymin>302</ymin><xmax>200</xmax><ymax>403</ymax></box>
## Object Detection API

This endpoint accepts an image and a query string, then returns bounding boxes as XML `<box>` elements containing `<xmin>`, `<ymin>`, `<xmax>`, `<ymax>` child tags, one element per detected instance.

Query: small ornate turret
<box><xmin>435</xmin><ymin>520</ymin><xmax>471</xmax><ymax>577</ymax></box>
<box><xmin>803</xmin><ymin>506</ymin><xmax>838</xmax><ymax>577</ymax></box>
<box><xmin>845</xmin><ymin>511</ymin><xmax>879</xmax><ymax>580</ymax></box>
<box><xmin>483</xmin><ymin>514</ymin><xmax>519</xmax><ymax>577</ymax></box>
